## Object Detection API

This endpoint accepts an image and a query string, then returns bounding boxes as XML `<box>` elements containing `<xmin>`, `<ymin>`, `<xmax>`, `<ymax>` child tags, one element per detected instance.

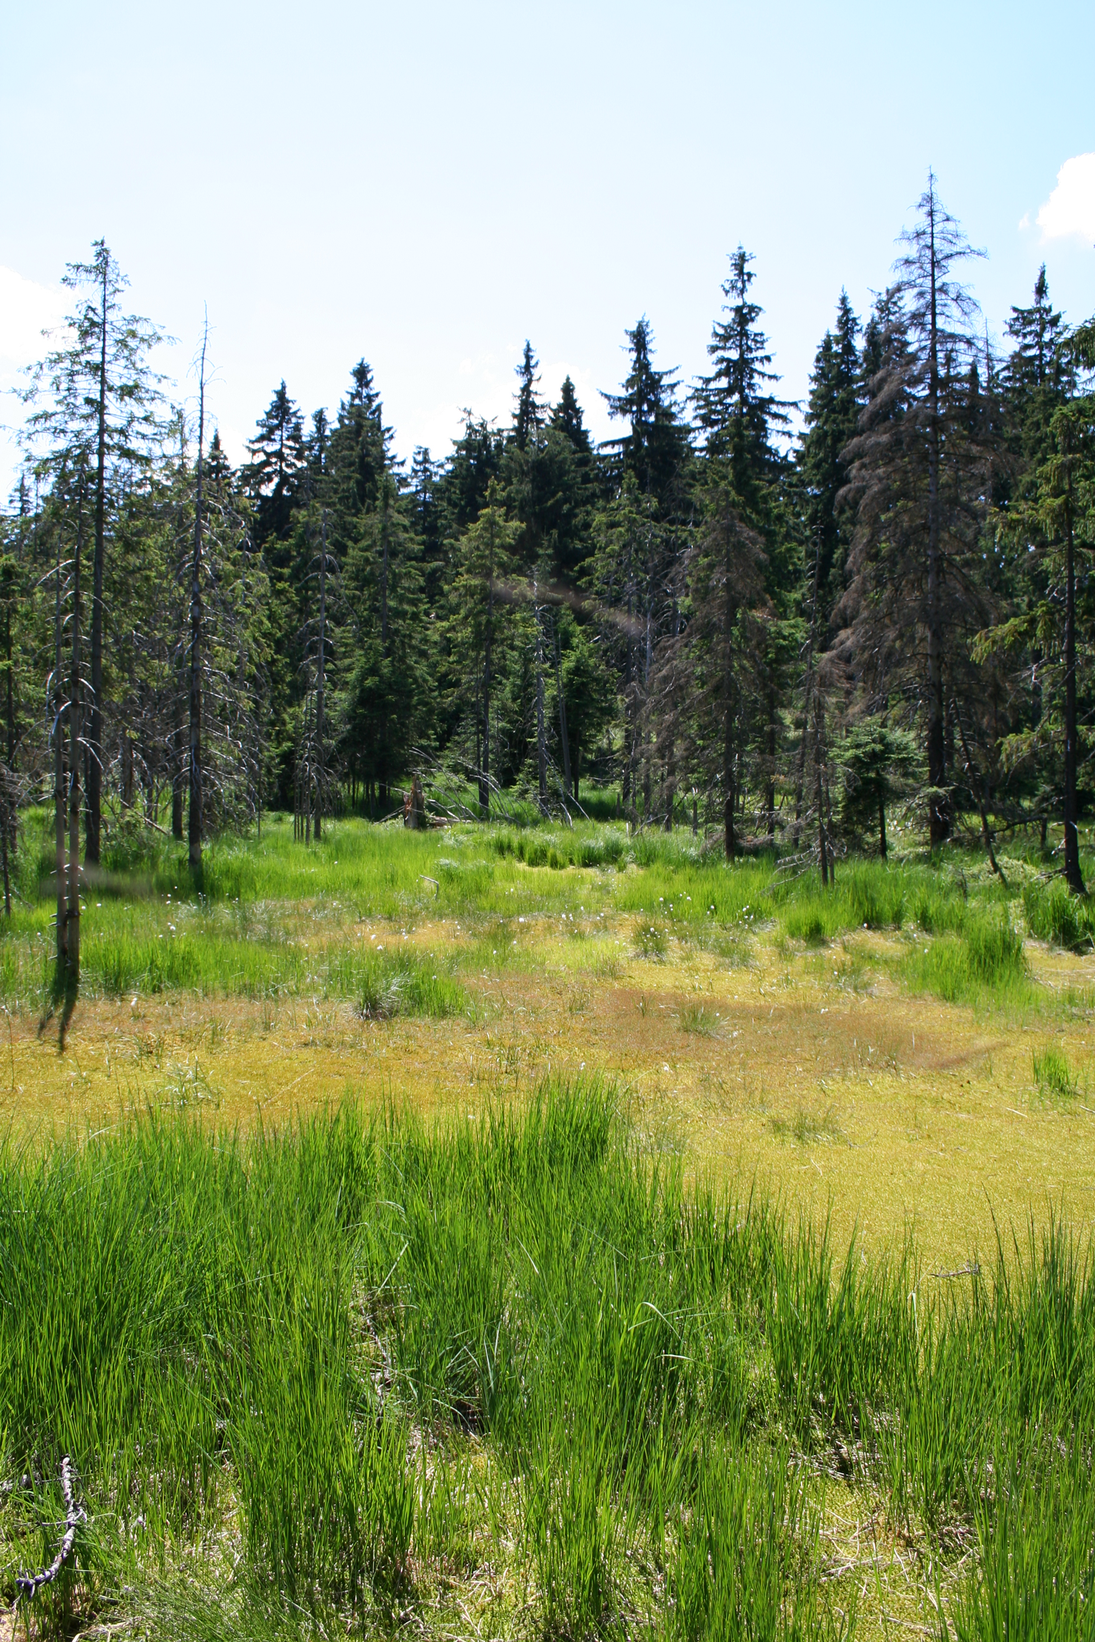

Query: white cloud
<box><xmin>1035</xmin><ymin>154</ymin><xmax>1095</xmax><ymax>244</ymax></box>
<box><xmin>0</xmin><ymin>268</ymin><xmax>71</xmax><ymax>496</ymax></box>
<box><xmin>0</xmin><ymin>265</ymin><xmax>70</xmax><ymax>391</ymax></box>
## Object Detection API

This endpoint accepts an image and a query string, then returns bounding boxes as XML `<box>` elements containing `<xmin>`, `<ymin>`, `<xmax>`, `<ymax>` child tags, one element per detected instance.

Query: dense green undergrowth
<box><xmin>0</xmin><ymin>1083</ymin><xmax>1091</xmax><ymax>1638</ymax></box>
<box><xmin>2</xmin><ymin>811</ymin><xmax>1094</xmax><ymax>1016</ymax></box>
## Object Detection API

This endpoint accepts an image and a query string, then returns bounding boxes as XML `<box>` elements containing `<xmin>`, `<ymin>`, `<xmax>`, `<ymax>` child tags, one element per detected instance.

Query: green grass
<box><xmin>1022</xmin><ymin>877</ymin><xmax>1095</xmax><ymax>951</ymax></box>
<box><xmin>901</xmin><ymin>909</ymin><xmax>1030</xmax><ymax>1008</ymax></box>
<box><xmin>5</xmin><ymin>813</ymin><xmax>1094</xmax><ymax>1022</ymax></box>
<box><xmin>678</xmin><ymin>1002</ymin><xmax>722</xmax><ymax>1035</ymax></box>
<box><xmin>1032</xmin><ymin>1043</ymin><xmax>1080</xmax><ymax>1103</ymax></box>
<box><xmin>0</xmin><ymin>1084</ymin><xmax>1091</xmax><ymax>1638</ymax></box>
<box><xmin>769</xmin><ymin>1106</ymin><xmax>847</xmax><ymax>1146</ymax></box>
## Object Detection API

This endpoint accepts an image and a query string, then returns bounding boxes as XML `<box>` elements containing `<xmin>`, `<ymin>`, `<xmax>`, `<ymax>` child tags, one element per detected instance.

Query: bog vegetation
<box><xmin>0</xmin><ymin>1081</ymin><xmax>1092</xmax><ymax>1641</ymax></box>
<box><xmin>0</xmin><ymin>813</ymin><xmax>1094</xmax><ymax>1636</ymax></box>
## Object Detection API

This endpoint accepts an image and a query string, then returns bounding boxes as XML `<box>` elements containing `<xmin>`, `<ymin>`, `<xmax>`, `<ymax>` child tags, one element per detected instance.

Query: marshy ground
<box><xmin>5</xmin><ymin>817</ymin><xmax>1094</xmax><ymax>1270</ymax></box>
<box><xmin>1</xmin><ymin>815</ymin><xmax>1094</xmax><ymax>1638</ymax></box>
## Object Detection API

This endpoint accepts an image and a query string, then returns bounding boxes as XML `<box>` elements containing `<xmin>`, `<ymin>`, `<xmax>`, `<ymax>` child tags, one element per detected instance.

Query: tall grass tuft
<box><xmin>902</xmin><ymin>909</ymin><xmax>1028</xmax><ymax>1007</ymax></box>
<box><xmin>1</xmin><ymin>1078</ymin><xmax>1092</xmax><ymax>1634</ymax></box>
<box><xmin>1022</xmin><ymin>877</ymin><xmax>1094</xmax><ymax>951</ymax></box>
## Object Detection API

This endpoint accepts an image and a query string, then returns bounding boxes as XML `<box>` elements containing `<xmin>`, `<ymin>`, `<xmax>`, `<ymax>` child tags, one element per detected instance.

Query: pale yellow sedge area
<box><xmin>6</xmin><ymin>916</ymin><xmax>1093</xmax><ymax>1273</ymax></box>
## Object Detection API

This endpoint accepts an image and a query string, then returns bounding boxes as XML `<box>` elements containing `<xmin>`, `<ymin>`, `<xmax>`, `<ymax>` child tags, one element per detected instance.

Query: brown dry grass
<box><xmin>7</xmin><ymin>914</ymin><xmax>1094</xmax><ymax>1272</ymax></box>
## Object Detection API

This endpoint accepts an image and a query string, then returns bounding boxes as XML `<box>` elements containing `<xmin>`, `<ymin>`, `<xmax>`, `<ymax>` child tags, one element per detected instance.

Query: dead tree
<box><xmin>188</xmin><ymin>322</ymin><xmax>209</xmax><ymax>877</ymax></box>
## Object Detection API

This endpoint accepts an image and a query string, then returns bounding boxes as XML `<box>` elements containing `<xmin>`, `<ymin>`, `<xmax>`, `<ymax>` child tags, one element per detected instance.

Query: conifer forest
<box><xmin>1</xmin><ymin>176</ymin><xmax>1091</xmax><ymax>882</ymax></box>
<box><xmin>2</xmin><ymin>173</ymin><xmax>1095</xmax><ymax>1641</ymax></box>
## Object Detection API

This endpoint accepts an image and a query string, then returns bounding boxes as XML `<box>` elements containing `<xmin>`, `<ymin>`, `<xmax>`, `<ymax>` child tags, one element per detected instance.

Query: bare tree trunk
<box><xmin>479</xmin><ymin>538</ymin><xmax>494</xmax><ymax>819</ymax></box>
<box><xmin>1063</xmin><ymin>468</ymin><xmax>1085</xmax><ymax>893</ymax></box>
<box><xmin>723</xmin><ymin>682</ymin><xmax>736</xmax><ymax>862</ymax></box>
<box><xmin>553</xmin><ymin>619</ymin><xmax>573</xmax><ymax>803</ymax></box>
<box><xmin>315</xmin><ymin>509</ymin><xmax>327</xmax><ymax>841</ymax></box>
<box><xmin>188</xmin><ymin>323</ymin><xmax>207</xmax><ymax>876</ymax></box>
<box><xmin>814</xmin><ymin>692</ymin><xmax>830</xmax><ymax>887</ymax></box>
<box><xmin>723</xmin><ymin>523</ymin><xmax>738</xmax><ymax>861</ymax></box>
<box><xmin>85</xmin><ymin>254</ymin><xmax>110</xmax><ymax>868</ymax></box>
<box><xmin>0</xmin><ymin>798</ymin><xmax>9</xmax><ymax>919</ymax></box>
<box><xmin>765</xmin><ymin>678</ymin><xmax>776</xmax><ymax>842</ymax></box>
<box><xmin>925</xmin><ymin>189</ymin><xmax>949</xmax><ymax>848</ymax></box>
<box><xmin>60</xmin><ymin>488</ymin><xmax>83</xmax><ymax>1050</ymax></box>
<box><xmin>171</xmin><ymin>695</ymin><xmax>184</xmax><ymax>838</ymax></box>
<box><xmin>534</xmin><ymin>580</ymin><xmax>547</xmax><ymax>808</ymax></box>
<box><xmin>380</xmin><ymin>483</ymin><xmax>389</xmax><ymax>651</ymax></box>
<box><xmin>1</xmin><ymin>559</ymin><xmax>15</xmax><ymax>769</ymax></box>
<box><xmin>53</xmin><ymin>530</ymin><xmax>66</xmax><ymax>972</ymax></box>
<box><xmin>121</xmin><ymin>734</ymin><xmax>134</xmax><ymax>808</ymax></box>
<box><xmin>955</xmin><ymin>697</ymin><xmax>1007</xmax><ymax>885</ymax></box>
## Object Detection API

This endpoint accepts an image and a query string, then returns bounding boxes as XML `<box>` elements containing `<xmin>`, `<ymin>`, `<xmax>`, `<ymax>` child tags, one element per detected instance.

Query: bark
<box><xmin>954</xmin><ymin>699</ymin><xmax>1006</xmax><ymax>885</ymax></box>
<box><xmin>723</xmin><ymin>672</ymin><xmax>736</xmax><ymax>861</ymax></box>
<box><xmin>815</xmin><ymin>701</ymin><xmax>829</xmax><ymax>888</ymax></box>
<box><xmin>553</xmin><ymin>622</ymin><xmax>573</xmax><ymax>802</ymax></box>
<box><xmin>534</xmin><ymin>584</ymin><xmax>547</xmax><ymax>807</ymax></box>
<box><xmin>479</xmin><ymin>524</ymin><xmax>495</xmax><ymax>819</ymax></box>
<box><xmin>315</xmin><ymin>509</ymin><xmax>327</xmax><ymax>841</ymax></box>
<box><xmin>925</xmin><ymin>193</ymin><xmax>949</xmax><ymax>847</ymax></box>
<box><xmin>188</xmin><ymin>329</ymin><xmax>207</xmax><ymax>875</ymax></box>
<box><xmin>171</xmin><ymin>695</ymin><xmax>184</xmax><ymax>839</ymax></box>
<box><xmin>60</xmin><ymin>490</ymin><xmax>83</xmax><ymax>1049</ymax></box>
<box><xmin>84</xmin><ymin>257</ymin><xmax>110</xmax><ymax>866</ymax></box>
<box><xmin>1063</xmin><ymin>473</ymin><xmax>1085</xmax><ymax>893</ymax></box>
<box><xmin>53</xmin><ymin>534</ymin><xmax>65</xmax><ymax>971</ymax></box>
<box><xmin>380</xmin><ymin>488</ymin><xmax>389</xmax><ymax>651</ymax></box>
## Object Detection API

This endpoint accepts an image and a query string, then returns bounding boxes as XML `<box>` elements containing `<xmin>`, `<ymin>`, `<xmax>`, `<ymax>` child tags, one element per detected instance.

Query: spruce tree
<box><xmin>842</xmin><ymin>179</ymin><xmax>994</xmax><ymax>847</ymax></box>
<box><xmin>1003</xmin><ymin>268</ymin><xmax>1073</xmax><ymax>469</ymax></box>
<box><xmin>513</xmin><ymin>341</ymin><xmax>545</xmax><ymax>452</ymax></box>
<box><xmin>798</xmin><ymin>292</ymin><xmax>862</xmax><ymax>615</ymax></box>
<box><xmin>602</xmin><ymin>318</ymin><xmax>691</xmax><ymax>514</ymax></box>
<box><xmin>693</xmin><ymin>248</ymin><xmax>793</xmax><ymax>508</ymax></box>
<box><xmin>546</xmin><ymin>378</ymin><xmax>599</xmax><ymax>581</ymax></box>
<box><xmin>326</xmin><ymin>360</ymin><xmax>393</xmax><ymax>530</ymax></box>
<box><xmin>242</xmin><ymin>382</ymin><xmax>306</xmax><ymax>554</ymax></box>
<box><xmin>20</xmin><ymin>241</ymin><xmax>166</xmax><ymax>865</ymax></box>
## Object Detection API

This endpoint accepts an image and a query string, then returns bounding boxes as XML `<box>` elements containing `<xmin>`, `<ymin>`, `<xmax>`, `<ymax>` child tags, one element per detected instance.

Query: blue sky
<box><xmin>2</xmin><ymin>0</ymin><xmax>1093</xmax><ymax>491</ymax></box>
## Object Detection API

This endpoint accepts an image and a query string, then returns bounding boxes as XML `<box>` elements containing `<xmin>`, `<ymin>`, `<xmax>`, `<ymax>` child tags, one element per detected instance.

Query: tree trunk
<box><xmin>1</xmin><ymin>560</ymin><xmax>15</xmax><ymax>769</ymax></box>
<box><xmin>534</xmin><ymin>584</ymin><xmax>547</xmax><ymax>808</ymax></box>
<box><xmin>315</xmin><ymin>510</ymin><xmax>327</xmax><ymax>841</ymax></box>
<box><xmin>171</xmin><ymin>695</ymin><xmax>184</xmax><ymax>839</ymax></box>
<box><xmin>53</xmin><ymin>534</ymin><xmax>66</xmax><ymax>975</ymax></box>
<box><xmin>815</xmin><ymin>697</ymin><xmax>829</xmax><ymax>887</ymax></box>
<box><xmin>60</xmin><ymin>489</ymin><xmax>83</xmax><ymax>1049</ymax></box>
<box><xmin>925</xmin><ymin>191</ymin><xmax>949</xmax><ymax>847</ymax></box>
<box><xmin>380</xmin><ymin>486</ymin><xmax>389</xmax><ymax>651</ymax></box>
<box><xmin>723</xmin><ymin>683</ymin><xmax>736</xmax><ymax>862</ymax></box>
<box><xmin>85</xmin><ymin>256</ymin><xmax>110</xmax><ymax>867</ymax></box>
<box><xmin>879</xmin><ymin>800</ymin><xmax>887</xmax><ymax>860</ymax></box>
<box><xmin>553</xmin><ymin>621</ymin><xmax>573</xmax><ymax>803</ymax></box>
<box><xmin>479</xmin><ymin>556</ymin><xmax>494</xmax><ymax>819</ymax></box>
<box><xmin>1063</xmin><ymin>475</ymin><xmax>1085</xmax><ymax>893</ymax></box>
<box><xmin>188</xmin><ymin>329</ymin><xmax>207</xmax><ymax>877</ymax></box>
